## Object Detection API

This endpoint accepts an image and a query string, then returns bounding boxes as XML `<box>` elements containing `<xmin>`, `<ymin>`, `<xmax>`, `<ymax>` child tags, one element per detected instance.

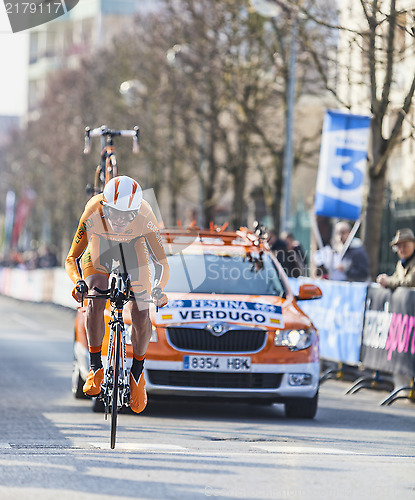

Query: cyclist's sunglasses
<box><xmin>104</xmin><ymin>205</ymin><xmax>138</xmax><ymax>223</ymax></box>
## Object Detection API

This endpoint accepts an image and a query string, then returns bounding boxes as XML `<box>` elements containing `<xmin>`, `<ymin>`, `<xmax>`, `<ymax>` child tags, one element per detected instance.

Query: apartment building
<box><xmin>27</xmin><ymin>0</ymin><xmax>160</xmax><ymax>114</ymax></box>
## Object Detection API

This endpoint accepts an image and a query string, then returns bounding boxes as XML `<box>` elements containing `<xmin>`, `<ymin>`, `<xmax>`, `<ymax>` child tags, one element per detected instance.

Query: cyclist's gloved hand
<box><xmin>151</xmin><ymin>286</ymin><xmax>162</xmax><ymax>300</ymax></box>
<box><xmin>72</xmin><ymin>279</ymin><xmax>89</xmax><ymax>303</ymax></box>
<box><xmin>151</xmin><ymin>286</ymin><xmax>168</xmax><ymax>307</ymax></box>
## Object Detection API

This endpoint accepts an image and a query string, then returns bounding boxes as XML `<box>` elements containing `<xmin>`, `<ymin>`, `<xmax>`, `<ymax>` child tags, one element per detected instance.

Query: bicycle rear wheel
<box><xmin>105</xmin><ymin>154</ymin><xmax>118</xmax><ymax>185</ymax></box>
<box><xmin>94</xmin><ymin>164</ymin><xmax>104</xmax><ymax>194</ymax></box>
<box><xmin>110</xmin><ymin>324</ymin><xmax>121</xmax><ymax>449</ymax></box>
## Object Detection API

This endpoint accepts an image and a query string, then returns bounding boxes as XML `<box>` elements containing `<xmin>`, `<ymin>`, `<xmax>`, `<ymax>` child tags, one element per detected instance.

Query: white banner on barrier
<box><xmin>289</xmin><ymin>278</ymin><xmax>368</xmax><ymax>365</ymax></box>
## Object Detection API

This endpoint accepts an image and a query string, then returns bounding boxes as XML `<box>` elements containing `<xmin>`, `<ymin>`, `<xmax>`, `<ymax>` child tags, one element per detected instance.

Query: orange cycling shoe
<box><xmin>129</xmin><ymin>371</ymin><xmax>147</xmax><ymax>413</ymax></box>
<box><xmin>83</xmin><ymin>368</ymin><xmax>104</xmax><ymax>396</ymax></box>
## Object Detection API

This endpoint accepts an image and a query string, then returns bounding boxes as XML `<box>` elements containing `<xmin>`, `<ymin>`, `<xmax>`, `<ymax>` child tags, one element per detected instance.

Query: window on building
<box><xmin>46</xmin><ymin>29</ymin><xmax>57</xmax><ymax>58</ymax></box>
<box><xmin>28</xmin><ymin>80</ymin><xmax>38</xmax><ymax>110</ymax></box>
<box><xmin>81</xmin><ymin>18</ymin><xmax>94</xmax><ymax>50</ymax></box>
<box><xmin>64</xmin><ymin>24</ymin><xmax>73</xmax><ymax>54</ymax></box>
<box><xmin>29</xmin><ymin>32</ymin><xmax>39</xmax><ymax>64</ymax></box>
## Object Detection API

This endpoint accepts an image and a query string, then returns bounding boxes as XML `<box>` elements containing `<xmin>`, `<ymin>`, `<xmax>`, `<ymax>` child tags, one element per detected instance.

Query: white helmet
<box><xmin>103</xmin><ymin>176</ymin><xmax>143</xmax><ymax>212</ymax></box>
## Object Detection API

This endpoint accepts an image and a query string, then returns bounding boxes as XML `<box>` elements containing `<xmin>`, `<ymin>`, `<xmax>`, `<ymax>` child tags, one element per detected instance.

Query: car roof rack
<box><xmin>160</xmin><ymin>223</ymin><xmax>269</xmax><ymax>251</ymax></box>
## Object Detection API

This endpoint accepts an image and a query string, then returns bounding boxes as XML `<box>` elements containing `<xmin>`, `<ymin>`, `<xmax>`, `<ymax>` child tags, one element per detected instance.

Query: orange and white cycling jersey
<box><xmin>65</xmin><ymin>194</ymin><xmax>170</xmax><ymax>294</ymax></box>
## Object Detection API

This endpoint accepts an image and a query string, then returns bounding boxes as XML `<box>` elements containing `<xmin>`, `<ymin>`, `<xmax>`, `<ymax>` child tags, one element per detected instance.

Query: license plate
<box><xmin>183</xmin><ymin>355</ymin><xmax>251</xmax><ymax>372</ymax></box>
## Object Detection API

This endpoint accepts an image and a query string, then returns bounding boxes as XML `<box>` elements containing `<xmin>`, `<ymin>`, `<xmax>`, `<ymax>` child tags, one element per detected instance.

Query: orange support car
<box><xmin>73</xmin><ymin>226</ymin><xmax>322</xmax><ymax>418</ymax></box>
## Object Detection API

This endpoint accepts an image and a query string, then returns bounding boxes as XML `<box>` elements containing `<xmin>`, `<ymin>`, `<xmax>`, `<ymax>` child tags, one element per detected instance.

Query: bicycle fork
<box><xmin>101</xmin><ymin>309</ymin><xmax>130</xmax><ymax>419</ymax></box>
<box><xmin>102</xmin><ymin>321</ymin><xmax>115</xmax><ymax>420</ymax></box>
<box><xmin>118</xmin><ymin>308</ymin><xmax>130</xmax><ymax>407</ymax></box>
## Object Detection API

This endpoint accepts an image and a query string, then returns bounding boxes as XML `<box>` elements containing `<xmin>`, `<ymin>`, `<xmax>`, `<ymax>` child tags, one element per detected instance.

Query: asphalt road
<box><xmin>0</xmin><ymin>295</ymin><xmax>414</xmax><ymax>500</ymax></box>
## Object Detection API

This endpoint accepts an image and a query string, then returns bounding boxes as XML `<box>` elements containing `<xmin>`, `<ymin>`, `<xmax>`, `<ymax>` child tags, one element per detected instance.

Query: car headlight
<box><xmin>274</xmin><ymin>328</ymin><xmax>314</xmax><ymax>350</ymax></box>
<box><xmin>124</xmin><ymin>325</ymin><xmax>158</xmax><ymax>343</ymax></box>
<box><xmin>150</xmin><ymin>325</ymin><xmax>158</xmax><ymax>343</ymax></box>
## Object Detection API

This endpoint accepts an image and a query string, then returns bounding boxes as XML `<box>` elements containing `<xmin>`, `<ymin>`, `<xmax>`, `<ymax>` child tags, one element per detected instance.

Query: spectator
<box><xmin>267</xmin><ymin>230</ymin><xmax>306</xmax><ymax>278</ymax></box>
<box><xmin>313</xmin><ymin>221</ymin><xmax>370</xmax><ymax>282</ymax></box>
<box><xmin>23</xmin><ymin>250</ymin><xmax>38</xmax><ymax>270</ymax></box>
<box><xmin>9</xmin><ymin>250</ymin><xmax>25</xmax><ymax>268</ymax></box>
<box><xmin>377</xmin><ymin>228</ymin><xmax>415</xmax><ymax>289</ymax></box>
<box><xmin>268</xmin><ymin>230</ymin><xmax>291</xmax><ymax>276</ymax></box>
<box><xmin>281</xmin><ymin>231</ymin><xmax>307</xmax><ymax>277</ymax></box>
<box><xmin>333</xmin><ymin>221</ymin><xmax>370</xmax><ymax>282</ymax></box>
<box><xmin>37</xmin><ymin>244</ymin><xmax>59</xmax><ymax>268</ymax></box>
<box><xmin>267</xmin><ymin>230</ymin><xmax>279</xmax><ymax>250</ymax></box>
<box><xmin>313</xmin><ymin>243</ymin><xmax>339</xmax><ymax>279</ymax></box>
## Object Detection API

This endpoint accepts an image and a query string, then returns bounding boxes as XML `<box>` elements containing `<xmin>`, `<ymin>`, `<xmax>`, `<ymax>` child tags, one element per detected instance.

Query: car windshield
<box><xmin>164</xmin><ymin>252</ymin><xmax>285</xmax><ymax>296</ymax></box>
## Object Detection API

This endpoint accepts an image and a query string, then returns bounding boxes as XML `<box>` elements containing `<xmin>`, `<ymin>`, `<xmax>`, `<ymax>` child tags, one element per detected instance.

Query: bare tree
<box><xmin>157</xmin><ymin>0</ymin><xmax>320</xmax><ymax>230</ymax></box>
<box><xmin>301</xmin><ymin>0</ymin><xmax>415</xmax><ymax>276</ymax></box>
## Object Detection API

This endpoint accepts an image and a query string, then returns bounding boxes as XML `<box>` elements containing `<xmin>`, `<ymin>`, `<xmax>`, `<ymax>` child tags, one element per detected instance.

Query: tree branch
<box><xmin>367</xmin><ymin>0</ymin><xmax>379</xmax><ymax>114</ymax></box>
<box><xmin>372</xmin><ymin>69</ymin><xmax>415</xmax><ymax>177</ymax></box>
<box><xmin>298</xmin><ymin>24</ymin><xmax>351</xmax><ymax>109</ymax></box>
<box><xmin>379</xmin><ymin>0</ymin><xmax>397</xmax><ymax>117</ymax></box>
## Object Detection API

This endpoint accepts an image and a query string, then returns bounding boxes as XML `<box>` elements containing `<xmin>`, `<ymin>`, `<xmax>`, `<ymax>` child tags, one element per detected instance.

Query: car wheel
<box><xmin>72</xmin><ymin>363</ymin><xmax>87</xmax><ymax>399</ymax></box>
<box><xmin>284</xmin><ymin>391</ymin><xmax>318</xmax><ymax>419</ymax></box>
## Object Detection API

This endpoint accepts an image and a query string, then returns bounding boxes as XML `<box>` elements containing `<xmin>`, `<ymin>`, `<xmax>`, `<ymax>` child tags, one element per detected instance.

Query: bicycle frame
<box><xmin>84</xmin><ymin>125</ymin><xmax>140</xmax><ymax>195</ymax></box>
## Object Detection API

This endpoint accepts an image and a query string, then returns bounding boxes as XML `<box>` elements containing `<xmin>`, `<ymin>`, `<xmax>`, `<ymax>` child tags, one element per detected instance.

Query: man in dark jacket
<box><xmin>332</xmin><ymin>221</ymin><xmax>370</xmax><ymax>282</ymax></box>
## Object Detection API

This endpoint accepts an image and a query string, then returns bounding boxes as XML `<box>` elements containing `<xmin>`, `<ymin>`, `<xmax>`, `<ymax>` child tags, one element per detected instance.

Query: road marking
<box><xmin>9</xmin><ymin>313</ymin><xmax>69</xmax><ymax>337</ymax></box>
<box><xmin>252</xmin><ymin>445</ymin><xmax>362</xmax><ymax>455</ymax></box>
<box><xmin>90</xmin><ymin>443</ymin><xmax>188</xmax><ymax>452</ymax></box>
<box><xmin>11</xmin><ymin>313</ymin><xmax>43</xmax><ymax>331</ymax></box>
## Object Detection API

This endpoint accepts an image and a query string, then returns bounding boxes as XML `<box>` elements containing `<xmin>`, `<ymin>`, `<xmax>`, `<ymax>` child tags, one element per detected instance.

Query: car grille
<box><xmin>166</xmin><ymin>327</ymin><xmax>267</xmax><ymax>353</ymax></box>
<box><xmin>147</xmin><ymin>370</ymin><xmax>282</xmax><ymax>389</ymax></box>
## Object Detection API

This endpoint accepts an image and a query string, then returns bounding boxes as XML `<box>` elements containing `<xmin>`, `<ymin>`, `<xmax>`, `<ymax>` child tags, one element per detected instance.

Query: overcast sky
<box><xmin>0</xmin><ymin>6</ymin><xmax>28</xmax><ymax>116</ymax></box>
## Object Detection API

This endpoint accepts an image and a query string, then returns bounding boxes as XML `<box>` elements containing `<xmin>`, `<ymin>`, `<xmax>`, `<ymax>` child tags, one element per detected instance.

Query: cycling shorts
<box><xmin>81</xmin><ymin>234</ymin><xmax>151</xmax><ymax>294</ymax></box>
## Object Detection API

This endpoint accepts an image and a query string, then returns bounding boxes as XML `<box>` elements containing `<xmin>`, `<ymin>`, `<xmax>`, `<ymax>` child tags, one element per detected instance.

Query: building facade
<box><xmin>27</xmin><ymin>0</ymin><xmax>160</xmax><ymax>115</ymax></box>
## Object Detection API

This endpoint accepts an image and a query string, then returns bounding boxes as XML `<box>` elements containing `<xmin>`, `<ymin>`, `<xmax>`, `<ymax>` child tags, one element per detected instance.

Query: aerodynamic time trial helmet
<box><xmin>102</xmin><ymin>176</ymin><xmax>143</xmax><ymax>223</ymax></box>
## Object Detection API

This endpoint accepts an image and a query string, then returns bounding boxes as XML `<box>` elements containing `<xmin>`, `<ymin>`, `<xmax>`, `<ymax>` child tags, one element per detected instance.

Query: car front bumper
<box><xmin>144</xmin><ymin>360</ymin><xmax>319</xmax><ymax>401</ymax></box>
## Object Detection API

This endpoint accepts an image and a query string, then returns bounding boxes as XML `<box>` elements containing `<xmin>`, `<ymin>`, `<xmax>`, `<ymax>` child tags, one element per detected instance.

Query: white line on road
<box><xmin>90</xmin><ymin>443</ymin><xmax>188</xmax><ymax>452</ymax></box>
<box><xmin>9</xmin><ymin>313</ymin><xmax>69</xmax><ymax>337</ymax></box>
<box><xmin>252</xmin><ymin>445</ymin><xmax>362</xmax><ymax>455</ymax></box>
<box><xmin>10</xmin><ymin>313</ymin><xmax>44</xmax><ymax>331</ymax></box>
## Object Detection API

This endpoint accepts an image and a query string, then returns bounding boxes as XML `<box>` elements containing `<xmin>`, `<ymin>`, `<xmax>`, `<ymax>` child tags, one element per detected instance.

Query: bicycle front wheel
<box><xmin>110</xmin><ymin>324</ymin><xmax>121</xmax><ymax>449</ymax></box>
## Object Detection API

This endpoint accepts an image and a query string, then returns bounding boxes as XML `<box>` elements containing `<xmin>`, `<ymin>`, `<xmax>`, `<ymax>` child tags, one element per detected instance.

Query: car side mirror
<box><xmin>295</xmin><ymin>283</ymin><xmax>322</xmax><ymax>301</ymax></box>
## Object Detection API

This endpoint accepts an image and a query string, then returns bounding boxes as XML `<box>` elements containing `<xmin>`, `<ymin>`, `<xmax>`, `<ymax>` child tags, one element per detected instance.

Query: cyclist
<box><xmin>65</xmin><ymin>175</ymin><xmax>169</xmax><ymax>413</ymax></box>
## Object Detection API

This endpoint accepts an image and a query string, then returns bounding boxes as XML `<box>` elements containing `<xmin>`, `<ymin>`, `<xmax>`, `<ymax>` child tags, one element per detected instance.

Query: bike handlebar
<box><xmin>83</xmin><ymin>287</ymin><xmax>159</xmax><ymax>315</ymax></box>
<box><xmin>84</xmin><ymin>125</ymin><xmax>140</xmax><ymax>154</ymax></box>
<box><xmin>85</xmin><ymin>292</ymin><xmax>153</xmax><ymax>303</ymax></box>
<box><xmin>92</xmin><ymin>286</ymin><xmax>147</xmax><ymax>297</ymax></box>
<box><xmin>85</xmin><ymin>287</ymin><xmax>157</xmax><ymax>312</ymax></box>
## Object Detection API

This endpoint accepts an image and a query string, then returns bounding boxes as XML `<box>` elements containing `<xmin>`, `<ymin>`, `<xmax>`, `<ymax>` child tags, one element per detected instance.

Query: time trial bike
<box><xmin>84</xmin><ymin>248</ymin><xmax>155</xmax><ymax>450</ymax></box>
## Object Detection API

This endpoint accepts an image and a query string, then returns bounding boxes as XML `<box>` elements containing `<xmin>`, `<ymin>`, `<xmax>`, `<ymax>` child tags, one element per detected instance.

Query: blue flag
<box><xmin>314</xmin><ymin>110</ymin><xmax>371</xmax><ymax>220</ymax></box>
